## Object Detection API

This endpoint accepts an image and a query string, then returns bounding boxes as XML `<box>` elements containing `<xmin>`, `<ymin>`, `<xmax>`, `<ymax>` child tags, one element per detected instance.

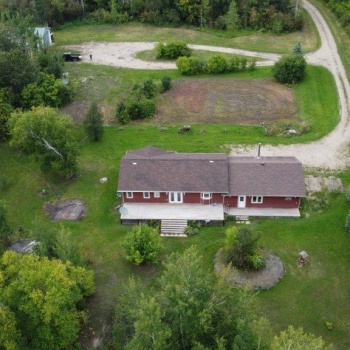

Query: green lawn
<box><xmin>55</xmin><ymin>9</ymin><xmax>319</xmax><ymax>54</ymax></box>
<box><xmin>1</xmin><ymin>128</ymin><xmax>350</xmax><ymax>348</ymax></box>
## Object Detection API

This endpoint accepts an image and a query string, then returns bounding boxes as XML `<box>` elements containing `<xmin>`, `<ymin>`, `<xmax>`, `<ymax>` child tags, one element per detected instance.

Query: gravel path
<box><xmin>66</xmin><ymin>0</ymin><xmax>350</xmax><ymax>170</ymax></box>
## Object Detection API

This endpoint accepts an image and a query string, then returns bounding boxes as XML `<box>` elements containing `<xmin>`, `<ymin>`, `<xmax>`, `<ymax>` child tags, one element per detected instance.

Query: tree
<box><xmin>8</xmin><ymin>107</ymin><xmax>78</xmax><ymax>178</ymax></box>
<box><xmin>0</xmin><ymin>49</ymin><xmax>39</xmax><ymax>106</ymax></box>
<box><xmin>34</xmin><ymin>225</ymin><xmax>85</xmax><ymax>266</ymax></box>
<box><xmin>271</xmin><ymin>326</ymin><xmax>334</xmax><ymax>350</ymax></box>
<box><xmin>123</xmin><ymin>224</ymin><xmax>161</xmax><ymax>265</ymax></box>
<box><xmin>114</xmin><ymin>247</ymin><xmax>265</xmax><ymax>349</ymax></box>
<box><xmin>0</xmin><ymin>251</ymin><xmax>95</xmax><ymax>350</ymax></box>
<box><xmin>272</xmin><ymin>53</ymin><xmax>307</xmax><ymax>84</ymax></box>
<box><xmin>223</xmin><ymin>226</ymin><xmax>264</xmax><ymax>270</ymax></box>
<box><xmin>84</xmin><ymin>101</ymin><xmax>104</xmax><ymax>142</ymax></box>
<box><xmin>225</xmin><ymin>0</ymin><xmax>240</xmax><ymax>31</ymax></box>
<box><xmin>0</xmin><ymin>95</ymin><xmax>13</xmax><ymax>141</ymax></box>
<box><xmin>293</xmin><ymin>41</ymin><xmax>303</xmax><ymax>55</ymax></box>
<box><xmin>0</xmin><ymin>200</ymin><xmax>12</xmax><ymax>252</ymax></box>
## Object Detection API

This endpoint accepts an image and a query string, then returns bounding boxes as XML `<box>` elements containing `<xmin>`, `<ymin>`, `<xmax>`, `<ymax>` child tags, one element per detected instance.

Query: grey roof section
<box><xmin>118</xmin><ymin>146</ymin><xmax>229</xmax><ymax>192</ymax></box>
<box><xmin>228</xmin><ymin>157</ymin><xmax>306</xmax><ymax>197</ymax></box>
<box><xmin>9</xmin><ymin>240</ymin><xmax>38</xmax><ymax>254</ymax></box>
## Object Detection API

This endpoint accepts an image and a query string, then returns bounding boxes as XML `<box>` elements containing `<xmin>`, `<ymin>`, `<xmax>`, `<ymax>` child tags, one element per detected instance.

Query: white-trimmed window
<box><xmin>285</xmin><ymin>197</ymin><xmax>292</xmax><ymax>201</ymax></box>
<box><xmin>154</xmin><ymin>191</ymin><xmax>160</xmax><ymax>198</ymax></box>
<box><xmin>201</xmin><ymin>192</ymin><xmax>212</xmax><ymax>200</ymax></box>
<box><xmin>126</xmin><ymin>192</ymin><xmax>133</xmax><ymax>199</ymax></box>
<box><xmin>251</xmin><ymin>196</ymin><xmax>263</xmax><ymax>204</ymax></box>
<box><xmin>143</xmin><ymin>192</ymin><xmax>150</xmax><ymax>199</ymax></box>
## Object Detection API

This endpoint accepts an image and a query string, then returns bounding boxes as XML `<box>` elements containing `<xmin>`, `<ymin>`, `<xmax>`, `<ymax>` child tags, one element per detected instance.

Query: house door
<box><xmin>169</xmin><ymin>192</ymin><xmax>183</xmax><ymax>203</ymax></box>
<box><xmin>238</xmin><ymin>196</ymin><xmax>246</xmax><ymax>208</ymax></box>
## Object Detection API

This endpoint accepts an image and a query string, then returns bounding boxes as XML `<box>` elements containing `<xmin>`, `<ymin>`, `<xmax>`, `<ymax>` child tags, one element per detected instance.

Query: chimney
<box><xmin>257</xmin><ymin>143</ymin><xmax>261</xmax><ymax>159</ymax></box>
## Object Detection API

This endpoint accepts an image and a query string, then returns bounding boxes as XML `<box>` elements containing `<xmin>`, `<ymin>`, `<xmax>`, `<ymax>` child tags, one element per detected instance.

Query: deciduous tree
<box><xmin>123</xmin><ymin>224</ymin><xmax>161</xmax><ymax>265</ymax></box>
<box><xmin>8</xmin><ymin>107</ymin><xmax>78</xmax><ymax>178</ymax></box>
<box><xmin>0</xmin><ymin>251</ymin><xmax>95</xmax><ymax>350</ymax></box>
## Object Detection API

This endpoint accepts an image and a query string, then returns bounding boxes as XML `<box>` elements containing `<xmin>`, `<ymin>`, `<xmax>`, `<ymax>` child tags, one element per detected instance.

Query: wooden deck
<box><xmin>120</xmin><ymin>203</ymin><xmax>224</xmax><ymax>221</ymax></box>
<box><xmin>227</xmin><ymin>207</ymin><xmax>301</xmax><ymax>218</ymax></box>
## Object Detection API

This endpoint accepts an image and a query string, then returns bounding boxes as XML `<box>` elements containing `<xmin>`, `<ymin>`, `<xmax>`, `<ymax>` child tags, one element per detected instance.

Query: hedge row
<box><xmin>176</xmin><ymin>54</ymin><xmax>256</xmax><ymax>75</ymax></box>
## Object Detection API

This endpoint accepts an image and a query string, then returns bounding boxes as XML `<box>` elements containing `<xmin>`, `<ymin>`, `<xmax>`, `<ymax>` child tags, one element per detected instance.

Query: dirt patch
<box><xmin>155</xmin><ymin>79</ymin><xmax>298</xmax><ymax>125</ymax></box>
<box><xmin>44</xmin><ymin>199</ymin><xmax>86</xmax><ymax>221</ymax></box>
<box><xmin>214</xmin><ymin>249</ymin><xmax>285</xmax><ymax>290</ymax></box>
<box><xmin>305</xmin><ymin>176</ymin><xmax>343</xmax><ymax>193</ymax></box>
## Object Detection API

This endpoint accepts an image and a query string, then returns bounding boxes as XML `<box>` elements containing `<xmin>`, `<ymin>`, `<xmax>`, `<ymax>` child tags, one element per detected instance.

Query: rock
<box><xmin>44</xmin><ymin>199</ymin><xmax>86</xmax><ymax>221</ymax></box>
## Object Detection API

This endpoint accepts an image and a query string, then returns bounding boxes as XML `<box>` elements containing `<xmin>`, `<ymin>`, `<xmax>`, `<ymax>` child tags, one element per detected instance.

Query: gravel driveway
<box><xmin>65</xmin><ymin>0</ymin><xmax>350</xmax><ymax>170</ymax></box>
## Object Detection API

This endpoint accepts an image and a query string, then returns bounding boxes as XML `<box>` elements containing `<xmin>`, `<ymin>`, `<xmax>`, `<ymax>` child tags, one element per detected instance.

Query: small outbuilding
<box><xmin>9</xmin><ymin>240</ymin><xmax>38</xmax><ymax>254</ymax></box>
<box><xmin>34</xmin><ymin>27</ymin><xmax>53</xmax><ymax>48</ymax></box>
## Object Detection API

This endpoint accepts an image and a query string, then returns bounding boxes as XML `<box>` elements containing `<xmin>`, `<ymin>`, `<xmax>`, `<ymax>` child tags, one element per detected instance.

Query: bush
<box><xmin>140</xmin><ymin>10</ymin><xmax>161</xmax><ymax>25</ymax></box>
<box><xmin>228</xmin><ymin>56</ymin><xmax>241</xmax><ymax>72</ymax></box>
<box><xmin>116</xmin><ymin>101</ymin><xmax>129</xmax><ymax>124</ymax></box>
<box><xmin>223</xmin><ymin>226</ymin><xmax>264</xmax><ymax>271</ymax></box>
<box><xmin>142</xmin><ymin>79</ymin><xmax>158</xmax><ymax>99</ymax></box>
<box><xmin>123</xmin><ymin>224</ymin><xmax>161</xmax><ymax>265</ymax></box>
<box><xmin>127</xmin><ymin>98</ymin><xmax>156</xmax><ymax>120</ymax></box>
<box><xmin>272</xmin><ymin>53</ymin><xmax>307</xmax><ymax>84</ymax></box>
<box><xmin>156</xmin><ymin>42</ymin><xmax>191</xmax><ymax>60</ymax></box>
<box><xmin>160</xmin><ymin>76</ymin><xmax>172</xmax><ymax>92</ymax></box>
<box><xmin>176</xmin><ymin>56</ymin><xmax>205</xmax><ymax>75</ymax></box>
<box><xmin>206</xmin><ymin>55</ymin><xmax>228</xmax><ymax>74</ymax></box>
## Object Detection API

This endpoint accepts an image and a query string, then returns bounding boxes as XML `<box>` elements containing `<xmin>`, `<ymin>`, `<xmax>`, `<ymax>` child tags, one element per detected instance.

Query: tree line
<box><xmin>1</xmin><ymin>0</ymin><xmax>302</xmax><ymax>33</ymax></box>
<box><xmin>322</xmin><ymin>0</ymin><xmax>350</xmax><ymax>35</ymax></box>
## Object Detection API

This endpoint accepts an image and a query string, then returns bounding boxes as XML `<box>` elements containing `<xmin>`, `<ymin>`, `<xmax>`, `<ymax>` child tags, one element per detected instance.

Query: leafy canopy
<box><xmin>123</xmin><ymin>224</ymin><xmax>161</xmax><ymax>265</ymax></box>
<box><xmin>8</xmin><ymin>106</ymin><xmax>78</xmax><ymax>178</ymax></box>
<box><xmin>0</xmin><ymin>251</ymin><xmax>95</xmax><ymax>350</ymax></box>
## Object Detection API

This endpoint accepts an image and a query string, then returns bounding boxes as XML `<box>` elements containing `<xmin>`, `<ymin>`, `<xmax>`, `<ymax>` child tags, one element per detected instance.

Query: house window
<box><xmin>201</xmin><ymin>192</ymin><xmax>212</xmax><ymax>200</ymax></box>
<box><xmin>126</xmin><ymin>192</ymin><xmax>133</xmax><ymax>199</ymax></box>
<box><xmin>143</xmin><ymin>192</ymin><xmax>150</xmax><ymax>199</ymax></box>
<box><xmin>154</xmin><ymin>191</ymin><xmax>160</xmax><ymax>198</ymax></box>
<box><xmin>285</xmin><ymin>197</ymin><xmax>292</xmax><ymax>201</ymax></box>
<box><xmin>251</xmin><ymin>196</ymin><xmax>263</xmax><ymax>203</ymax></box>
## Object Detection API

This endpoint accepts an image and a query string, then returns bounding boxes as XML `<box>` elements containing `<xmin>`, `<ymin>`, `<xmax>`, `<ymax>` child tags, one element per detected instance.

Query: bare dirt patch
<box><xmin>44</xmin><ymin>199</ymin><xmax>86</xmax><ymax>221</ymax></box>
<box><xmin>155</xmin><ymin>78</ymin><xmax>298</xmax><ymax>125</ymax></box>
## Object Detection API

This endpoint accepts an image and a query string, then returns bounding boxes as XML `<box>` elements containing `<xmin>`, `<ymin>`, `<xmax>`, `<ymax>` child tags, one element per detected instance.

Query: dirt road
<box><xmin>66</xmin><ymin>0</ymin><xmax>350</xmax><ymax>170</ymax></box>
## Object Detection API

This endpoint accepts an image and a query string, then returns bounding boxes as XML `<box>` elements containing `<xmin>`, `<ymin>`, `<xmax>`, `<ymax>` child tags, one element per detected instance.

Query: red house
<box><xmin>118</xmin><ymin>146</ymin><xmax>306</xmax><ymax>234</ymax></box>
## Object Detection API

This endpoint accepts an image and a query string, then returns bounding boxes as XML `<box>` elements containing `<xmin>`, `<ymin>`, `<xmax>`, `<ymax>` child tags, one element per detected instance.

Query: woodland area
<box><xmin>0</xmin><ymin>0</ymin><xmax>302</xmax><ymax>33</ymax></box>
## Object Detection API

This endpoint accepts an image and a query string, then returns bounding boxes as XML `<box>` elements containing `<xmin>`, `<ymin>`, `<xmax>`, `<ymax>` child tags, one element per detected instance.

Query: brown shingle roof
<box><xmin>118</xmin><ymin>147</ymin><xmax>306</xmax><ymax>197</ymax></box>
<box><xmin>228</xmin><ymin>157</ymin><xmax>306</xmax><ymax>197</ymax></box>
<box><xmin>118</xmin><ymin>146</ymin><xmax>229</xmax><ymax>192</ymax></box>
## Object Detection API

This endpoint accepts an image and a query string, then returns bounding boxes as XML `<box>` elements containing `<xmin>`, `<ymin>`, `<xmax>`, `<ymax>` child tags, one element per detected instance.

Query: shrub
<box><xmin>272</xmin><ymin>53</ymin><xmax>307</xmax><ymax>84</ymax></box>
<box><xmin>248</xmin><ymin>253</ymin><xmax>266</xmax><ymax>271</ymax></box>
<box><xmin>127</xmin><ymin>98</ymin><xmax>156</xmax><ymax>120</ymax></box>
<box><xmin>228</xmin><ymin>56</ymin><xmax>241</xmax><ymax>72</ymax></box>
<box><xmin>116</xmin><ymin>101</ymin><xmax>129</xmax><ymax>124</ymax></box>
<box><xmin>176</xmin><ymin>56</ymin><xmax>205</xmax><ymax>75</ymax></box>
<box><xmin>206</xmin><ymin>55</ymin><xmax>228</xmax><ymax>74</ymax></box>
<box><xmin>123</xmin><ymin>224</ymin><xmax>161</xmax><ymax>265</ymax></box>
<box><xmin>142</xmin><ymin>79</ymin><xmax>158</xmax><ymax>99</ymax></box>
<box><xmin>156</xmin><ymin>42</ymin><xmax>191</xmax><ymax>60</ymax></box>
<box><xmin>139</xmin><ymin>10</ymin><xmax>161</xmax><ymax>25</ymax></box>
<box><xmin>160</xmin><ymin>76</ymin><xmax>172</xmax><ymax>92</ymax></box>
<box><xmin>223</xmin><ymin>226</ymin><xmax>263</xmax><ymax>270</ymax></box>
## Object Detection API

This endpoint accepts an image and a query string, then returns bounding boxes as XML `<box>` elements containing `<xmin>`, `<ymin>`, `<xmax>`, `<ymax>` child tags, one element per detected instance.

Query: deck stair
<box><xmin>161</xmin><ymin>219</ymin><xmax>188</xmax><ymax>237</ymax></box>
<box><xmin>236</xmin><ymin>215</ymin><xmax>250</xmax><ymax>223</ymax></box>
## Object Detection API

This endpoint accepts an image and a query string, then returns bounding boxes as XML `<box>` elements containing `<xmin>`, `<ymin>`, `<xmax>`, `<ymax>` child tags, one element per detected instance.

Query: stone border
<box><xmin>214</xmin><ymin>249</ymin><xmax>285</xmax><ymax>290</ymax></box>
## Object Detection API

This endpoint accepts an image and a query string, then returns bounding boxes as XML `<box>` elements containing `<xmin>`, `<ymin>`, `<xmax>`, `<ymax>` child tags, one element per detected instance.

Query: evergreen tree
<box><xmin>84</xmin><ymin>101</ymin><xmax>104</xmax><ymax>142</ymax></box>
<box><xmin>226</xmin><ymin>0</ymin><xmax>240</xmax><ymax>31</ymax></box>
